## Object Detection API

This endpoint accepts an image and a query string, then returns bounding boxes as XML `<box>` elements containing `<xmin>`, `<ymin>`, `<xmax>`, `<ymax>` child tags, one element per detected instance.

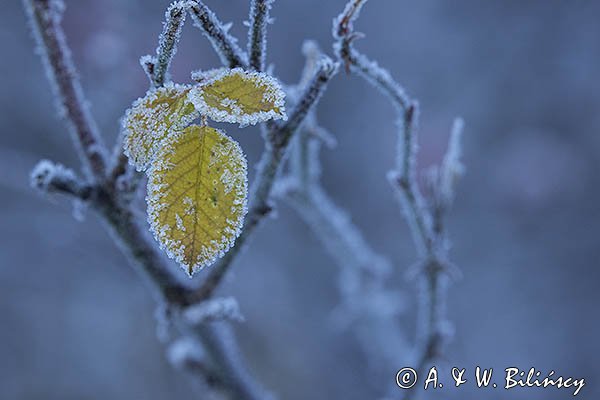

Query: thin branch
<box><xmin>333</xmin><ymin>2</ymin><xmax>463</xmax><ymax>398</ymax></box>
<box><xmin>187</xmin><ymin>0</ymin><xmax>248</xmax><ymax>69</ymax></box>
<box><xmin>190</xmin><ymin>56</ymin><xmax>339</xmax><ymax>303</ymax></box>
<box><xmin>93</xmin><ymin>190</ymin><xmax>270</xmax><ymax>399</ymax></box>
<box><xmin>187</xmin><ymin>323</ymin><xmax>275</xmax><ymax>400</ymax></box>
<box><xmin>184</xmin><ymin>297</ymin><xmax>244</xmax><ymax>325</ymax></box>
<box><xmin>30</xmin><ymin>159</ymin><xmax>93</xmax><ymax>199</ymax></box>
<box><xmin>24</xmin><ymin>0</ymin><xmax>108</xmax><ymax>180</ymax></box>
<box><xmin>333</xmin><ymin>0</ymin><xmax>409</xmax><ymax>110</ymax></box>
<box><xmin>152</xmin><ymin>1</ymin><xmax>187</xmax><ymax>87</ymax></box>
<box><xmin>168</xmin><ymin>337</ymin><xmax>230</xmax><ymax>392</ymax></box>
<box><xmin>279</xmin><ymin>122</ymin><xmax>408</xmax><ymax>371</ymax></box>
<box><xmin>109</xmin><ymin>2</ymin><xmax>188</xmax><ymax>196</ymax></box>
<box><xmin>247</xmin><ymin>0</ymin><xmax>273</xmax><ymax>71</ymax></box>
<box><xmin>388</xmin><ymin>103</ymin><xmax>433</xmax><ymax>256</ymax></box>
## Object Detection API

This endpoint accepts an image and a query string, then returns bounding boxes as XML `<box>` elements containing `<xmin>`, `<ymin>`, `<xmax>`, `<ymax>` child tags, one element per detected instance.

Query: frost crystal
<box><xmin>188</xmin><ymin>67</ymin><xmax>287</xmax><ymax>127</ymax></box>
<box><xmin>122</xmin><ymin>83</ymin><xmax>199</xmax><ymax>171</ymax></box>
<box><xmin>146</xmin><ymin>125</ymin><xmax>248</xmax><ymax>276</ymax></box>
<box><xmin>30</xmin><ymin>159</ymin><xmax>75</xmax><ymax>191</ymax></box>
<box><xmin>167</xmin><ymin>337</ymin><xmax>204</xmax><ymax>369</ymax></box>
<box><xmin>183</xmin><ymin>297</ymin><xmax>244</xmax><ymax>324</ymax></box>
<box><xmin>152</xmin><ymin>1</ymin><xmax>187</xmax><ymax>87</ymax></box>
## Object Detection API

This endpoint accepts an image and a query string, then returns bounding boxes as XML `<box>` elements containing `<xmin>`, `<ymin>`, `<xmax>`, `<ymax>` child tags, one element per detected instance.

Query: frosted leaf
<box><xmin>190</xmin><ymin>67</ymin><xmax>228</xmax><ymax>84</ymax></box>
<box><xmin>188</xmin><ymin>67</ymin><xmax>286</xmax><ymax>126</ymax></box>
<box><xmin>146</xmin><ymin>125</ymin><xmax>248</xmax><ymax>276</ymax></box>
<box><xmin>122</xmin><ymin>83</ymin><xmax>199</xmax><ymax>171</ymax></box>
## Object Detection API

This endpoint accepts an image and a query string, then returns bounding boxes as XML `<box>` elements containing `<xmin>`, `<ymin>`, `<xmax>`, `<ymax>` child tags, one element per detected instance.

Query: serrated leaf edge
<box><xmin>188</xmin><ymin>67</ymin><xmax>287</xmax><ymax>127</ymax></box>
<box><xmin>122</xmin><ymin>82</ymin><xmax>199</xmax><ymax>172</ymax></box>
<box><xmin>145</xmin><ymin>126</ymin><xmax>249</xmax><ymax>276</ymax></box>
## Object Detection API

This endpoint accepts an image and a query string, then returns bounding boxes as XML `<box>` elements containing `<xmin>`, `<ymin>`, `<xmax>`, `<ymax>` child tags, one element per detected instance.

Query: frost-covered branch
<box><xmin>276</xmin><ymin>41</ymin><xmax>407</xmax><ymax>371</ymax></box>
<box><xmin>24</xmin><ymin>2</ymin><xmax>272</xmax><ymax>398</ymax></box>
<box><xmin>24</xmin><ymin>0</ymin><xmax>108</xmax><ymax>180</ymax></box>
<box><xmin>149</xmin><ymin>1</ymin><xmax>187</xmax><ymax>87</ymax></box>
<box><xmin>184</xmin><ymin>297</ymin><xmax>244</xmax><ymax>324</ymax></box>
<box><xmin>188</xmin><ymin>323</ymin><xmax>275</xmax><ymax>400</ymax></box>
<box><xmin>388</xmin><ymin>103</ymin><xmax>432</xmax><ymax>255</ymax></box>
<box><xmin>30</xmin><ymin>159</ymin><xmax>93</xmax><ymax>199</ymax></box>
<box><xmin>187</xmin><ymin>0</ymin><xmax>248</xmax><ymax>69</ymax></box>
<box><xmin>191</xmin><ymin>55</ymin><xmax>339</xmax><ymax>302</ymax></box>
<box><xmin>168</xmin><ymin>322</ymin><xmax>270</xmax><ymax>400</ymax></box>
<box><xmin>333</xmin><ymin>1</ymin><xmax>464</xmax><ymax>396</ymax></box>
<box><xmin>109</xmin><ymin>2</ymin><xmax>188</xmax><ymax>196</ymax></box>
<box><xmin>247</xmin><ymin>0</ymin><xmax>273</xmax><ymax>71</ymax></box>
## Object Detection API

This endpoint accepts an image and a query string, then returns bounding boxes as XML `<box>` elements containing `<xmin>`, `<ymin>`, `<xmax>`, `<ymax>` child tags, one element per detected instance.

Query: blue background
<box><xmin>1</xmin><ymin>0</ymin><xmax>598</xmax><ymax>399</ymax></box>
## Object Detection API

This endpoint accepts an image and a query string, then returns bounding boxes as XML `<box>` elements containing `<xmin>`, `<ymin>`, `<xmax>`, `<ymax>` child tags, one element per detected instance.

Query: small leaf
<box><xmin>122</xmin><ymin>83</ymin><xmax>198</xmax><ymax>171</ymax></box>
<box><xmin>147</xmin><ymin>125</ymin><xmax>248</xmax><ymax>276</ymax></box>
<box><xmin>188</xmin><ymin>68</ymin><xmax>286</xmax><ymax>126</ymax></box>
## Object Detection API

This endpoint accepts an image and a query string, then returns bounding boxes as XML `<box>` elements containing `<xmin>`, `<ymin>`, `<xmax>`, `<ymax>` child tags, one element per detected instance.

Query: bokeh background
<box><xmin>1</xmin><ymin>0</ymin><xmax>599</xmax><ymax>399</ymax></box>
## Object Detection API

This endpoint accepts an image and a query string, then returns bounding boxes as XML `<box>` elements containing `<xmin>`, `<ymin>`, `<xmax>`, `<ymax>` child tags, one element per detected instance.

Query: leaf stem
<box><xmin>191</xmin><ymin>56</ymin><xmax>339</xmax><ymax>302</ymax></box>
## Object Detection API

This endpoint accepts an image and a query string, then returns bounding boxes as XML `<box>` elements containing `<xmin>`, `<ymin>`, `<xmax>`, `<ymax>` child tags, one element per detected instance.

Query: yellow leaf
<box><xmin>122</xmin><ymin>83</ymin><xmax>198</xmax><ymax>171</ymax></box>
<box><xmin>146</xmin><ymin>125</ymin><xmax>248</xmax><ymax>276</ymax></box>
<box><xmin>188</xmin><ymin>68</ymin><xmax>287</xmax><ymax>126</ymax></box>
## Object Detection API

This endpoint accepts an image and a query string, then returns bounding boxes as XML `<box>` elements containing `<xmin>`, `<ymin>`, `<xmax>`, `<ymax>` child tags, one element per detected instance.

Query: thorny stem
<box><xmin>187</xmin><ymin>0</ymin><xmax>248</xmax><ymax>69</ymax></box>
<box><xmin>333</xmin><ymin>1</ymin><xmax>462</xmax><ymax>398</ymax></box>
<box><xmin>191</xmin><ymin>57</ymin><xmax>339</xmax><ymax>302</ymax></box>
<box><xmin>247</xmin><ymin>0</ymin><xmax>273</xmax><ymax>71</ymax></box>
<box><xmin>24</xmin><ymin>0</ymin><xmax>108</xmax><ymax>180</ymax></box>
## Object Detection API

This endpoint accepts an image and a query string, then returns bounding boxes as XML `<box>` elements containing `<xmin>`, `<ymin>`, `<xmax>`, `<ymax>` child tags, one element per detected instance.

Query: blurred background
<box><xmin>1</xmin><ymin>0</ymin><xmax>599</xmax><ymax>399</ymax></box>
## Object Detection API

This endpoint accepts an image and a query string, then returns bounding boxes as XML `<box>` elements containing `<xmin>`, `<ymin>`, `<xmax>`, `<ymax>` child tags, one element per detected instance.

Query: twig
<box><xmin>30</xmin><ymin>159</ymin><xmax>92</xmax><ymax>199</ymax></box>
<box><xmin>184</xmin><ymin>297</ymin><xmax>244</xmax><ymax>324</ymax></box>
<box><xmin>187</xmin><ymin>0</ymin><xmax>248</xmax><ymax>69</ymax></box>
<box><xmin>280</xmin><ymin>130</ymin><xmax>409</xmax><ymax>371</ymax></box>
<box><xmin>168</xmin><ymin>336</ymin><xmax>231</xmax><ymax>392</ymax></box>
<box><xmin>247</xmin><ymin>0</ymin><xmax>273</xmax><ymax>71</ymax></box>
<box><xmin>333</xmin><ymin>1</ymin><xmax>463</xmax><ymax>398</ymax></box>
<box><xmin>109</xmin><ymin>2</ymin><xmax>188</xmax><ymax>196</ymax></box>
<box><xmin>388</xmin><ymin>103</ymin><xmax>433</xmax><ymax>256</ymax></box>
<box><xmin>188</xmin><ymin>323</ymin><xmax>275</xmax><ymax>400</ymax></box>
<box><xmin>24</xmin><ymin>0</ymin><xmax>108</xmax><ymax>180</ymax></box>
<box><xmin>190</xmin><ymin>55</ymin><xmax>339</xmax><ymax>303</ymax></box>
<box><xmin>151</xmin><ymin>1</ymin><xmax>187</xmax><ymax>87</ymax></box>
<box><xmin>276</xmin><ymin>41</ymin><xmax>407</xmax><ymax>371</ymax></box>
<box><xmin>24</xmin><ymin>2</ymin><xmax>272</xmax><ymax>398</ymax></box>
